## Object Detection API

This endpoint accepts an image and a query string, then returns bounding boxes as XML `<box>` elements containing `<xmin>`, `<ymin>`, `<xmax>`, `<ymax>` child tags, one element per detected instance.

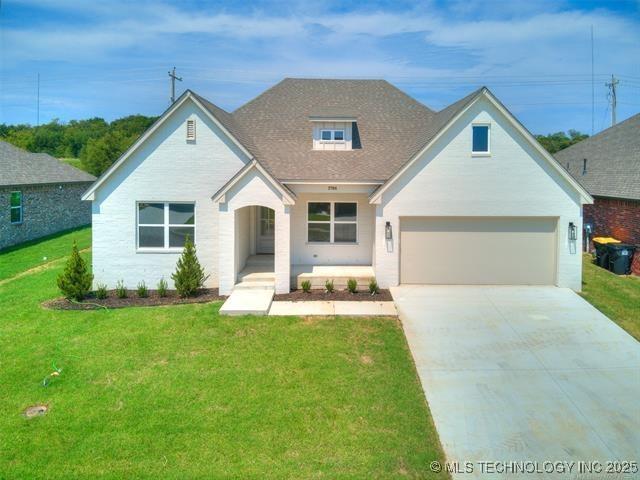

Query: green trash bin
<box><xmin>593</xmin><ymin>237</ymin><xmax>620</xmax><ymax>270</ymax></box>
<box><xmin>606</xmin><ymin>244</ymin><xmax>636</xmax><ymax>275</ymax></box>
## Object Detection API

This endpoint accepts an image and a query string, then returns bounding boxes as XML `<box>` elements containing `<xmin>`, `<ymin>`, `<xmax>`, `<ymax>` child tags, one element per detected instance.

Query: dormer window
<box><xmin>321</xmin><ymin>129</ymin><xmax>345</xmax><ymax>142</ymax></box>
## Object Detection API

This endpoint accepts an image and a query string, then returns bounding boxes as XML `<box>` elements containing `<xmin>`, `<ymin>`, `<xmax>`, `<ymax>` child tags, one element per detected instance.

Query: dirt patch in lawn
<box><xmin>274</xmin><ymin>289</ymin><xmax>392</xmax><ymax>302</ymax></box>
<box><xmin>43</xmin><ymin>288</ymin><xmax>225</xmax><ymax>310</ymax></box>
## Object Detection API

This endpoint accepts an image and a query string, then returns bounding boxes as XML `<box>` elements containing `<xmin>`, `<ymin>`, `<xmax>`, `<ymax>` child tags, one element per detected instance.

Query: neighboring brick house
<box><xmin>0</xmin><ymin>140</ymin><xmax>95</xmax><ymax>250</ymax></box>
<box><xmin>555</xmin><ymin>114</ymin><xmax>640</xmax><ymax>273</ymax></box>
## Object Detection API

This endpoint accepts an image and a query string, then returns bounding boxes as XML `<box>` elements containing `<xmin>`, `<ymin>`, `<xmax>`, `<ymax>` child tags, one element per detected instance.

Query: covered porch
<box><xmin>238</xmin><ymin>254</ymin><xmax>375</xmax><ymax>290</ymax></box>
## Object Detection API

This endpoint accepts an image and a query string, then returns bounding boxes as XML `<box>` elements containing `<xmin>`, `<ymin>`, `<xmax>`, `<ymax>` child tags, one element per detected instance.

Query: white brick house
<box><xmin>82</xmin><ymin>79</ymin><xmax>592</xmax><ymax>295</ymax></box>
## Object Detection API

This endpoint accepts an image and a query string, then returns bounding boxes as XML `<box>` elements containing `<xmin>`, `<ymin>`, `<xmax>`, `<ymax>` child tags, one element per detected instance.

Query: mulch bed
<box><xmin>274</xmin><ymin>289</ymin><xmax>393</xmax><ymax>302</ymax></box>
<box><xmin>43</xmin><ymin>288</ymin><xmax>225</xmax><ymax>310</ymax></box>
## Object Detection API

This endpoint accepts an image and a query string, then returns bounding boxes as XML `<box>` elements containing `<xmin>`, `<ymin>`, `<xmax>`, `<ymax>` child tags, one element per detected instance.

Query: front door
<box><xmin>257</xmin><ymin>207</ymin><xmax>275</xmax><ymax>254</ymax></box>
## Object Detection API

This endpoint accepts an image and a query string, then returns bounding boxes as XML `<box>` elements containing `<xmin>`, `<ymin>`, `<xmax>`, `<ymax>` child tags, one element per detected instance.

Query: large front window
<box><xmin>307</xmin><ymin>202</ymin><xmax>357</xmax><ymax>243</ymax></box>
<box><xmin>137</xmin><ymin>202</ymin><xmax>195</xmax><ymax>250</ymax></box>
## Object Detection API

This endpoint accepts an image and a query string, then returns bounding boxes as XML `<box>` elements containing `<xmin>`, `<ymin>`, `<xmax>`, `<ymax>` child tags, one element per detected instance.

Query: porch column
<box><xmin>274</xmin><ymin>205</ymin><xmax>291</xmax><ymax>294</ymax></box>
<box><xmin>218</xmin><ymin>204</ymin><xmax>235</xmax><ymax>296</ymax></box>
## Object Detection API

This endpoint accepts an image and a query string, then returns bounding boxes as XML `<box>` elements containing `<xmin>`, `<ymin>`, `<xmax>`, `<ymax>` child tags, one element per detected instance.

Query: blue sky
<box><xmin>1</xmin><ymin>0</ymin><xmax>639</xmax><ymax>135</ymax></box>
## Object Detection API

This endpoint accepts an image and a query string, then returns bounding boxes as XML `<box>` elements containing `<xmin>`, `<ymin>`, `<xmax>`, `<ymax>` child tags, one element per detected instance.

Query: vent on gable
<box><xmin>186</xmin><ymin>119</ymin><xmax>196</xmax><ymax>141</ymax></box>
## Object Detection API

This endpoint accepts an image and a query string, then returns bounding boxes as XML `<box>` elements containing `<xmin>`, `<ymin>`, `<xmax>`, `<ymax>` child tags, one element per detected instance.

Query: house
<box><xmin>0</xmin><ymin>141</ymin><xmax>95</xmax><ymax>250</ymax></box>
<box><xmin>555</xmin><ymin>114</ymin><xmax>639</xmax><ymax>251</ymax></box>
<box><xmin>82</xmin><ymin>79</ymin><xmax>592</xmax><ymax>298</ymax></box>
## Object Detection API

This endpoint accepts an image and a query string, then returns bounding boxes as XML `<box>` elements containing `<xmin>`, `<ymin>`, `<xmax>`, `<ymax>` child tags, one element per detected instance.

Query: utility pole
<box><xmin>605</xmin><ymin>74</ymin><xmax>619</xmax><ymax>127</ymax></box>
<box><xmin>36</xmin><ymin>73</ymin><xmax>40</xmax><ymax>127</ymax></box>
<box><xmin>168</xmin><ymin>67</ymin><xmax>182</xmax><ymax>105</ymax></box>
<box><xmin>590</xmin><ymin>25</ymin><xmax>594</xmax><ymax>135</ymax></box>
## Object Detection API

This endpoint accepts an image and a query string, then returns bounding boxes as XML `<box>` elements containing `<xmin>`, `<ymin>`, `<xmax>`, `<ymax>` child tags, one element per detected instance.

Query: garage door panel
<box><xmin>400</xmin><ymin>217</ymin><xmax>557</xmax><ymax>285</ymax></box>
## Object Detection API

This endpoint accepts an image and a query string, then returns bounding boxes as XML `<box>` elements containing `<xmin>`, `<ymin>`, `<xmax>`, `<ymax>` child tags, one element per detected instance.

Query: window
<box><xmin>10</xmin><ymin>191</ymin><xmax>22</xmax><ymax>224</ymax></box>
<box><xmin>320</xmin><ymin>129</ymin><xmax>345</xmax><ymax>142</ymax></box>
<box><xmin>137</xmin><ymin>202</ymin><xmax>195</xmax><ymax>250</ymax></box>
<box><xmin>307</xmin><ymin>202</ymin><xmax>357</xmax><ymax>243</ymax></box>
<box><xmin>472</xmin><ymin>124</ymin><xmax>490</xmax><ymax>154</ymax></box>
<box><xmin>186</xmin><ymin>119</ymin><xmax>196</xmax><ymax>141</ymax></box>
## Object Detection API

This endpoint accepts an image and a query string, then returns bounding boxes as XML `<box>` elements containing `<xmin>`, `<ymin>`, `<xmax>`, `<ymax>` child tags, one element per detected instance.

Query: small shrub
<box><xmin>115</xmin><ymin>280</ymin><xmax>127</xmax><ymax>299</ymax></box>
<box><xmin>325</xmin><ymin>279</ymin><xmax>335</xmax><ymax>293</ymax></box>
<box><xmin>301</xmin><ymin>280</ymin><xmax>312</xmax><ymax>293</ymax></box>
<box><xmin>95</xmin><ymin>283</ymin><xmax>108</xmax><ymax>299</ymax></box>
<box><xmin>137</xmin><ymin>281</ymin><xmax>148</xmax><ymax>298</ymax></box>
<box><xmin>171</xmin><ymin>236</ymin><xmax>208</xmax><ymax>298</ymax></box>
<box><xmin>157</xmin><ymin>278</ymin><xmax>168</xmax><ymax>297</ymax></box>
<box><xmin>347</xmin><ymin>278</ymin><xmax>358</xmax><ymax>294</ymax></box>
<box><xmin>368</xmin><ymin>278</ymin><xmax>379</xmax><ymax>295</ymax></box>
<box><xmin>56</xmin><ymin>241</ymin><xmax>93</xmax><ymax>301</ymax></box>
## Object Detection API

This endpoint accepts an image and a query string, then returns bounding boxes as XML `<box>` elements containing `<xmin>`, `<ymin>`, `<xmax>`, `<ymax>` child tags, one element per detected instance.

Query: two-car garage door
<box><xmin>400</xmin><ymin>217</ymin><xmax>557</xmax><ymax>285</ymax></box>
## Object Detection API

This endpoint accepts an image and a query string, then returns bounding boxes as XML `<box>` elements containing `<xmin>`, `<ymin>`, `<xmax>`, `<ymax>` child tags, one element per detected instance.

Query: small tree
<box><xmin>57</xmin><ymin>241</ymin><xmax>93</xmax><ymax>301</ymax></box>
<box><xmin>171</xmin><ymin>236</ymin><xmax>208</xmax><ymax>297</ymax></box>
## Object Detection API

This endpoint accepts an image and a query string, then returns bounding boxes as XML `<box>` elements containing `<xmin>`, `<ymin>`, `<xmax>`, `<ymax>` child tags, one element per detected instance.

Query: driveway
<box><xmin>391</xmin><ymin>286</ymin><xmax>640</xmax><ymax>478</ymax></box>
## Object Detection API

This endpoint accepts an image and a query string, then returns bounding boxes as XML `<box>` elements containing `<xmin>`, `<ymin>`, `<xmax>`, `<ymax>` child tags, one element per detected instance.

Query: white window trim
<box><xmin>10</xmin><ymin>191</ymin><xmax>23</xmax><ymax>225</ymax></box>
<box><xmin>319</xmin><ymin>129</ymin><xmax>346</xmax><ymax>143</ymax></box>
<box><xmin>471</xmin><ymin>123</ymin><xmax>491</xmax><ymax>156</ymax></box>
<box><xmin>136</xmin><ymin>201</ymin><xmax>196</xmax><ymax>252</ymax></box>
<box><xmin>306</xmin><ymin>200</ymin><xmax>358</xmax><ymax>244</ymax></box>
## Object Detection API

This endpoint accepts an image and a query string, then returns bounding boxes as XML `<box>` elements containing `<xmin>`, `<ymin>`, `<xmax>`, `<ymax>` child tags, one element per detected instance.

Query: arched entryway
<box><xmin>234</xmin><ymin>205</ymin><xmax>276</xmax><ymax>283</ymax></box>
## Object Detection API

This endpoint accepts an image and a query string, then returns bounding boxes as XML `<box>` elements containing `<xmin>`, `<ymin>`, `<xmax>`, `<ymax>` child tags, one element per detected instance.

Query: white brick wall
<box><xmin>91</xmin><ymin>99</ymin><xmax>249</xmax><ymax>289</ymax></box>
<box><xmin>374</xmin><ymin>97</ymin><xmax>584</xmax><ymax>291</ymax></box>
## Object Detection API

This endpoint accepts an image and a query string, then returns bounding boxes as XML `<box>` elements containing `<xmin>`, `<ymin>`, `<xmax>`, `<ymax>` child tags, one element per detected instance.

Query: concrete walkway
<box><xmin>392</xmin><ymin>285</ymin><xmax>640</xmax><ymax>479</ymax></box>
<box><xmin>268</xmin><ymin>301</ymin><xmax>396</xmax><ymax>316</ymax></box>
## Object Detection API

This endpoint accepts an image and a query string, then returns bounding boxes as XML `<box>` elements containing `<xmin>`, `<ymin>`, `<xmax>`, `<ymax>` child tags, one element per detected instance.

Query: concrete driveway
<box><xmin>391</xmin><ymin>286</ymin><xmax>640</xmax><ymax>478</ymax></box>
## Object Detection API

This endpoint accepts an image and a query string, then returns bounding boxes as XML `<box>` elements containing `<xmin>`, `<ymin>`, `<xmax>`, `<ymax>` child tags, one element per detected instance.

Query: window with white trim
<box><xmin>472</xmin><ymin>124</ymin><xmax>490</xmax><ymax>154</ymax></box>
<box><xmin>320</xmin><ymin>129</ymin><xmax>345</xmax><ymax>142</ymax></box>
<box><xmin>186</xmin><ymin>119</ymin><xmax>196</xmax><ymax>141</ymax></box>
<box><xmin>307</xmin><ymin>202</ymin><xmax>357</xmax><ymax>243</ymax></box>
<box><xmin>10</xmin><ymin>191</ymin><xmax>22</xmax><ymax>224</ymax></box>
<box><xmin>137</xmin><ymin>202</ymin><xmax>195</xmax><ymax>250</ymax></box>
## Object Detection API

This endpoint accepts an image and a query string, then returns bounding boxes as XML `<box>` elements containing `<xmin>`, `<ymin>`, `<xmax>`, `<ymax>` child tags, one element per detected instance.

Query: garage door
<box><xmin>400</xmin><ymin>217</ymin><xmax>557</xmax><ymax>285</ymax></box>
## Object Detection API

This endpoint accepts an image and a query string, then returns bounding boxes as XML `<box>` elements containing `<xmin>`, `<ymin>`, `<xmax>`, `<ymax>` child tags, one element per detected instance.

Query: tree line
<box><xmin>0</xmin><ymin>115</ymin><xmax>587</xmax><ymax>176</ymax></box>
<box><xmin>0</xmin><ymin>115</ymin><xmax>157</xmax><ymax>176</ymax></box>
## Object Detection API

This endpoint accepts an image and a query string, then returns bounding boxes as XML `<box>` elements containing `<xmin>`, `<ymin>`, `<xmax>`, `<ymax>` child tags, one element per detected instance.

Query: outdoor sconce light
<box><xmin>385</xmin><ymin>221</ymin><xmax>393</xmax><ymax>240</ymax></box>
<box><xmin>568</xmin><ymin>222</ymin><xmax>577</xmax><ymax>241</ymax></box>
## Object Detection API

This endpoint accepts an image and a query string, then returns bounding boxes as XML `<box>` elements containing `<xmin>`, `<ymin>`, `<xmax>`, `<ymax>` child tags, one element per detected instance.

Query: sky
<box><xmin>1</xmin><ymin>0</ymin><xmax>639</xmax><ymax>135</ymax></box>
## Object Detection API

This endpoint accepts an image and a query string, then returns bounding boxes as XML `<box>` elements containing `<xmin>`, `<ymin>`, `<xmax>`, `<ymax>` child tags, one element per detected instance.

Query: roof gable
<box><xmin>370</xmin><ymin>88</ymin><xmax>593</xmax><ymax>204</ymax></box>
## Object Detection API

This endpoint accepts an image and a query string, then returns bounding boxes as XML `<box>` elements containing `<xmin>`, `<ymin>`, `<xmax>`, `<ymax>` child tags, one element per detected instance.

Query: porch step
<box><xmin>233</xmin><ymin>280</ymin><xmax>275</xmax><ymax>290</ymax></box>
<box><xmin>238</xmin><ymin>270</ymin><xmax>276</xmax><ymax>283</ymax></box>
<box><xmin>292</xmin><ymin>265</ymin><xmax>375</xmax><ymax>290</ymax></box>
<box><xmin>219</xmin><ymin>287</ymin><xmax>274</xmax><ymax>316</ymax></box>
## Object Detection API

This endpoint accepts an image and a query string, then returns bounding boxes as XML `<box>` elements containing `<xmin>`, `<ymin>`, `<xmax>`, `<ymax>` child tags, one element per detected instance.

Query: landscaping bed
<box><xmin>43</xmin><ymin>288</ymin><xmax>224</xmax><ymax>310</ymax></box>
<box><xmin>274</xmin><ymin>288</ymin><xmax>392</xmax><ymax>302</ymax></box>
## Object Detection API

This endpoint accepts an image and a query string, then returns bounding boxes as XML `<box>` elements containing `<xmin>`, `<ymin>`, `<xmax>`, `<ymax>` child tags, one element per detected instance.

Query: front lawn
<box><xmin>0</xmin><ymin>226</ymin><xmax>91</xmax><ymax>281</ymax></box>
<box><xmin>581</xmin><ymin>253</ymin><xmax>640</xmax><ymax>340</ymax></box>
<box><xmin>0</xmin><ymin>231</ymin><xmax>446</xmax><ymax>479</ymax></box>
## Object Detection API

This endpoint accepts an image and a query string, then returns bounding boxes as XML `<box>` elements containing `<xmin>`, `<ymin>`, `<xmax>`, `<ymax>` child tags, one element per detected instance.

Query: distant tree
<box><xmin>81</xmin><ymin>131</ymin><xmax>135</xmax><ymax>176</ymax></box>
<box><xmin>535</xmin><ymin>130</ymin><xmax>588</xmax><ymax>154</ymax></box>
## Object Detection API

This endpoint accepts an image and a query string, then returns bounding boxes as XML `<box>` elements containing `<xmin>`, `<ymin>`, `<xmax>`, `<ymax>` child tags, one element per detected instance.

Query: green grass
<box><xmin>0</xmin><ymin>234</ymin><xmax>446</xmax><ymax>479</ymax></box>
<box><xmin>580</xmin><ymin>253</ymin><xmax>640</xmax><ymax>340</ymax></box>
<box><xmin>0</xmin><ymin>226</ymin><xmax>91</xmax><ymax>281</ymax></box>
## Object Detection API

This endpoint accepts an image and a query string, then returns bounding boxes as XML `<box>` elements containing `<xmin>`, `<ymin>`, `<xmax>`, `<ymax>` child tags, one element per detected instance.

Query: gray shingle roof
<box><xmin>192</xmin><ymin>79</ymin><xmax>488</xmax><ymax>182</ymax></box>
<box><xmin>0</xmin><ymin>140</ymin><xmax>96</xmax><ymax>187</ymax></box>
<box><xmin>555</xmin><ymin>114</ymin><xmax>640</xmax><ymax>200</ymax></box>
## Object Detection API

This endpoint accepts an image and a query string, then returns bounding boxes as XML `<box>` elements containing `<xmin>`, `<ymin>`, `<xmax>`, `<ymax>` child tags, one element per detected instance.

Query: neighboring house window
<box><xmin>307</xmin><ymin>202</ymin><xmax>357</xmax><ymax>243</ymax></box>
<box><xmin>186</xmin><ymin>119</ymin><xmax>196</xmax><ymax>141</ymax></box>
<box><xmin>10</xmin><ymin>191</ymin><xmax>23</xmax><ymax>224</ymax></box>
<box><xmin>472</xmin><ymin>124</ymin><xmax>490</xmax><ymax>154</ymax></box>
<box><xmin>320</xmin><ymin>129</ymin><xmax>345</xmax><ymax>142</ymax></box>
<box><xmin>137</xmin><ymin>202</ymin><xmax>195</xmax><ymax>250</ymax></box>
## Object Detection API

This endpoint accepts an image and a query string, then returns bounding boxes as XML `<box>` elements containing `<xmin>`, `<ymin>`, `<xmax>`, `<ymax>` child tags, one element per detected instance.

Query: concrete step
<box><xmin>233</xmin><ymin>280</ymin><xmax>275</xmax><ymax>290</ymax></box>
<box><xmin>295</xmin><ymin>275</ymin><xmax>374</xmax><ymax>290</ymax></box>
<box><xmin>239</xmin><ymin>271</ymin><xmax>276</xmax><ymax>283</ymax></box>
<box><xmin>219</xmin><ymin>288</ymin><xmax>274</xmax><ymax>316</ymax></box>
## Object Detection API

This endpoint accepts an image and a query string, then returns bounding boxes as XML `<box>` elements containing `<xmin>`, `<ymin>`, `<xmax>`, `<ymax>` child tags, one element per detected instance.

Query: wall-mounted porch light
<box><xmin>385</xmin><ymin>221</ymin><xmax>393</xmax><ymax>240</ymax></box>
<box><xmin>568</xmin><ymin>222</ymin><xmax>577</xmax><ymax>241</ymax></box>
